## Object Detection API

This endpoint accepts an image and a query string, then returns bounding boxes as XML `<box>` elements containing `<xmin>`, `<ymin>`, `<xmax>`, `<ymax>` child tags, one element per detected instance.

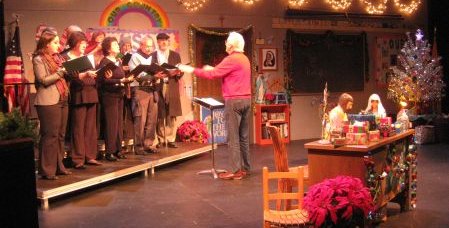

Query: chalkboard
<box><xmin>286</xmin><ymin>30</ymin><xmax>366</xmax><ymax>93</ymax></box>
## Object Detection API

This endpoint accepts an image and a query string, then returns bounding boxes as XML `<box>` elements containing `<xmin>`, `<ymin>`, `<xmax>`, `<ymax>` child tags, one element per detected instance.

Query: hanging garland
<box><xmin>325</xmin><ymin>0</ymin><xmax>353</xmax><ymax>10</ymax></box>
<box><xmin>360</xmin><ymin>0</ymin><xmax>388</xmax><ymax>14</ymax></box>
<box><xmin>393</xmin><ymin>0</ymin><xmax>422</xmax><ymax>14</ymax></box>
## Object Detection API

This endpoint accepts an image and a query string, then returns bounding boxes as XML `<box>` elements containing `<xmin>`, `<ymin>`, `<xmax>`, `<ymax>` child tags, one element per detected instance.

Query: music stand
<box><xmin>193</xmin><ymin>97</ymin><xmax>227</xmax><ymax>179</ymax></box>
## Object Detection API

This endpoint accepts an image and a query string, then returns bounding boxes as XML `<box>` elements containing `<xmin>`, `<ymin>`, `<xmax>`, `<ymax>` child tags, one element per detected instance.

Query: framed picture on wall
<box><xmin>260</xmin><ymin>47</ymin><xmax>277</xmax><ymax>71</ymax></box>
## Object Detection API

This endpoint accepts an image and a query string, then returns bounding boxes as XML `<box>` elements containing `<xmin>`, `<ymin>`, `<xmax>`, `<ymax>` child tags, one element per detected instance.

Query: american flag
<box><xmin>3</xmin><ymin>23</ymin><xmax>30</xmax><ymax>115</ymax></box>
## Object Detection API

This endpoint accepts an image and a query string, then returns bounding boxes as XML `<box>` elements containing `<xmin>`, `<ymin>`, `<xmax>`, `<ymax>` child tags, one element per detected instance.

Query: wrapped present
<box><xmin>343</xmin><ymin>124</ymin><xmax>368</xmax><ymax>134</ymax></box>
<box><xmin>346</xmin><ymin>133</ymin><xmax>368</xmax><ymax>145</ymax></box>
<box><xmin>380</xmin><ymin>117</ymin><xmax>392</xmax><ymax>125</ymax></box>
<box><xmin>368</xmin><ymin>130</ymin><xmax>380</xmax><ymax>142</ymax></box>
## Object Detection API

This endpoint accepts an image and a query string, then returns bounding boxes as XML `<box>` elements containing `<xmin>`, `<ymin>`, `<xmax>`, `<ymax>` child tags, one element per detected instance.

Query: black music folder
<box><xmin>121</xmin><ymin>53</ymin><xmax>132</xmax><ymax>66</ymax></box>
<box><xmin>193</xmin><ymin>97</ymin><xmax>224</xmax><ymax>109</ymax></box>
<box><xmin>129</xmin><ymin>63</ymin><xmax>167</xmax><ymax>76</ymax></box>
<box><xmin>62</xmin><ymin>55</ymin><xmax>94</xmax><ymax>73</ymax></box>
<box><xmin>96</xmin><ymin>62</ymin><xmax>118</xmax><ymax>76</ymax></box>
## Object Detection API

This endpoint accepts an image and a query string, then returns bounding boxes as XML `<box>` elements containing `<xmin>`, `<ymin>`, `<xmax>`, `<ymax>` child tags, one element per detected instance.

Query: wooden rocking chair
<box><xmin>262</xmin><ymin>166</ymin><xmax>309</xmax><ymax>228</ymax></box>
<box><xmin>266</xmin><ymin>124</ymin><xmax>309</xmax><ymax>210</ymax></box>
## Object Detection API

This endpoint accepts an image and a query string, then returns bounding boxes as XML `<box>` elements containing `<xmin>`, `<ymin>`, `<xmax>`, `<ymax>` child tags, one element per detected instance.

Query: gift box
<box><xmin>368</xmin><ymin>130</ymin><xmax>380</xmax><ymax>142</ymax></box>
<box><xmin>346</xmin><ymin>133</ymin><xmax>368</xmax><ymax>145</ymax></box>
<box><xmin>380</xmin><ymin>117</ymin><xmax>392</xmax><ymax>125</ymax></box>
<box><xmin>343</xmin><ymin>124</ymin><xmax>368</xmax><ymax>134</ymax></box>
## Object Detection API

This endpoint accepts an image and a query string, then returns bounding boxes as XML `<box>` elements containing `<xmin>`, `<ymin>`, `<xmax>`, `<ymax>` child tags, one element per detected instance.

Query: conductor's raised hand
<box><xmin>202</xmin><ymin>65</ymin><xmax>214</xmax><ymax>71</ymax></box>
<box><xmin>177</xmin><ymin>64</ymin><xmax>194</xmax><ymax>74</ymax></box>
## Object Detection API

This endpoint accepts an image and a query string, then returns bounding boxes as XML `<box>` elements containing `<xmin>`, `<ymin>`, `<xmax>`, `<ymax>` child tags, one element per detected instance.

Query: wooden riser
<box><xmin>36</xmin><ymin>142</ymin><xmax>214</xmax><ymax>209</ymax></box>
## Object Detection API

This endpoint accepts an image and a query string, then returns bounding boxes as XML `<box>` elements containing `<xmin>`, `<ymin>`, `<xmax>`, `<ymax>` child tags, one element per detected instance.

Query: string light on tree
<box><xmin>388</xmin><ymin>29</ymin><xmax>445</xmax><ymax>112</ymax></box>
<box><xmin>177</xmin><ymin>0</ymin><xmax>208</xmax><ymax>12</ymax></box>
<box><xmin>394</xmin><ymin>0</ymin><xmax>421</xmax><ymax>14</ymax></box>
<box><xmin>288</xmin><ymin>0</ymin><xmax>308</xmax><ymax>8</ymax></box>
<box><xmin>325</xmin><ymin>0</ymin><xmax>353</xmax><ymax>10</ymax></box>
<box><xmin>360</xmin><ymin>0</ymin><xmax>388</xmax><ymax>14</ymax></box>
<box><xmin>233</xmin><ymin>0</ymin><xmax>260</xmax><ymax>5</ymax></box>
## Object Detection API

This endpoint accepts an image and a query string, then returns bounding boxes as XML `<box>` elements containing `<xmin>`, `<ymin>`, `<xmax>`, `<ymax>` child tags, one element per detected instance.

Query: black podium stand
<box><xmin>193</xmin><ymin>97</ymin><xmax>227</xmax><ymax>179</ymax></box>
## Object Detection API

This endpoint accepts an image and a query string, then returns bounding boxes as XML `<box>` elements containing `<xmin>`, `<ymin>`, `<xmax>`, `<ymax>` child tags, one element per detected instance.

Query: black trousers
<box><xmin>101</xmin><ymin>94</ymin><xmax>124</xmax><ymax>154</ymax></box>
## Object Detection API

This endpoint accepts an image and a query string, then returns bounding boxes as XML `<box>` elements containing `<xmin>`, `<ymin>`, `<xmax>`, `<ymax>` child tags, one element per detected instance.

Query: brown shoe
<box><xmin>86</xmin><ymin>159</ymin><xmax>102</xmax><ymax>166</ymax></box>
<box><xmin>219</xmin><ymin>171</ymin><xmax>244</xmax><ymax>180</ymax></box>
<box><xmin>218</xmin><ymin>172</ymin><xmax>235</xmax><ymax>180</ymax></box>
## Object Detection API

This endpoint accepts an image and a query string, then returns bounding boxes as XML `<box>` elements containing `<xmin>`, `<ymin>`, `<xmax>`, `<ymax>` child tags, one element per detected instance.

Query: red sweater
<box><xmin>194</xmin><ymin>52</ymin><xmax>251</xmax><ymax>100</ymax></box>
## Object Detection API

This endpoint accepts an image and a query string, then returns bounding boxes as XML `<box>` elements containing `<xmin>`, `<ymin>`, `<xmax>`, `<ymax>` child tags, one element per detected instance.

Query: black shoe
<box><xmin>97</xmin><ymin>153</ymin><xmax>106</xmax><ymax>160</ymax></box>
<box><xmin>105</xmin><ymin>153</ymin><xmax>118</xmax><ymax>162</ymax></box>
<box><xmin>135</xmin><ymin>148</ymin><xmax>146</xmax><ymax>155</ymax></box>
<box><xmin>144</xmin><ymin>147</ymin><xmax>158</xmax><ymax>153</ymax></box>
<box><xmin>167</xmin><ymin>142</ymin><xmax>178</xmax><ymax>148</ymax></box>
<box><xmin>115</xmin><ymin>152</ymin><xmax>127</xmax><ymax>159</ymax></box>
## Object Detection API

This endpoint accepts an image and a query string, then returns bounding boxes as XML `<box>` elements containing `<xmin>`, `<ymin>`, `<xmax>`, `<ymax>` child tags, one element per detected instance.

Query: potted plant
<box><xmin>0</xmin><ymin>108</ymin><xmax>39</xmax><ymax>227</ymax></box>
<box><xmin>303</xmin><ymin>175</ymin><xmax>374</xmax><ymax>228</ymax></box>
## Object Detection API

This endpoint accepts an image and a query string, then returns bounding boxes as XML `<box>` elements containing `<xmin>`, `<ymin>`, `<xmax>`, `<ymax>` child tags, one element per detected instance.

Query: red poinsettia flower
<box><xmin>304</xmin><ymin>176</ymin><xmax>374</xmax><ymax>227</ymax></box>
<box><xmin>177</xmin><ymin>120</ymin><xmax>209</xmax><ymax>143</ymax></box>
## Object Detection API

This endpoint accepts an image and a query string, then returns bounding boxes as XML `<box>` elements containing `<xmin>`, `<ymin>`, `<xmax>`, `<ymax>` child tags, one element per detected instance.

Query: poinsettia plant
<box><xmin>304</xmin><ymin>176</ymin><xmax>374</xmax><ymax>227</ymax></box>
<box><xmin>264</xmin><ymin>92</ymin><xmax>275</xmax><ymax>104</ymax></box>
<box><xmin>177</xmin><ymin>120</ymin><xmax>209</xmax><ymax>143</ymax></box>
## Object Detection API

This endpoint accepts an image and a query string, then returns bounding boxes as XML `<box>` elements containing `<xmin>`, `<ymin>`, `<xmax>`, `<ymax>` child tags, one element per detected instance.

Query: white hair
<box><xmin>226</xmin><ymin>32</ymin><xmax>245</xmax><ymax>52</ymax></box>
<box><xmin>364</xmin><ymin>93</ymin><xmax>386</xmax><ymax>117</ymax></box>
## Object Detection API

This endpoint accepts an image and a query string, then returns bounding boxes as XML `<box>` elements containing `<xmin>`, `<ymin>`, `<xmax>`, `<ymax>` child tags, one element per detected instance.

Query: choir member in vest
<box><xmin>62</xmin><ymin>31</ymin><xmax>101</xmax><ymax>168</ymax></box>
<box><xmin>33</xmin><ymin>28</ymin><xmax>72</xmax><ymax>180</ymax></box>
<box><xmin>85</xmin><ymin>31</ymin><xmax>105</xmax><ymax>67</ymax></box>
<box><xmin>151</xmin><ymin>33</ymin><xmax>183</xmax><ymax>149</ymax></box>
<box><xmin>128</xmin><ymin>37</ymin><xmax>162</xmax><ymax>154</ymax></box>
<box><xmin>97</xmin><ymin>37</ymin><xmax>135</xmax><ymax>161</ymax></box>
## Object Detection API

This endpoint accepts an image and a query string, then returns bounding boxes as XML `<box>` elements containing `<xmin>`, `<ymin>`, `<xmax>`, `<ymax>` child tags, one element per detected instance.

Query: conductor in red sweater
<box><xmin>178</xmin><ymin>32</ymin><xmax>251</xmax><ymax>180</ymax></box>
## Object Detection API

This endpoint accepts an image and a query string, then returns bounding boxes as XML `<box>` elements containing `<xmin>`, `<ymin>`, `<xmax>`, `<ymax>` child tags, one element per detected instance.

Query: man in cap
<box><xmin>151</xmin><ymin>33</ymin><xmax>183</xmax><ymax>148</ymax></box>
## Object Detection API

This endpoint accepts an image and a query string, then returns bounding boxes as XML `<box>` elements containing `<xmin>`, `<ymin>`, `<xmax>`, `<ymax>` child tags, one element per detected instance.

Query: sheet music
<box><xmin>195</xmin><ymin>97</ymin><xmax>224</xmax><ymax>107</ymax></box>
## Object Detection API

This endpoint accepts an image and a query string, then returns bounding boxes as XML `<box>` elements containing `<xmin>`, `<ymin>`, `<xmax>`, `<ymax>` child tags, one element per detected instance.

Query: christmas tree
<box><xmin>388</xmin><ymin>29</ymin><xmax>445</xmax><ymax>113</ymax></box>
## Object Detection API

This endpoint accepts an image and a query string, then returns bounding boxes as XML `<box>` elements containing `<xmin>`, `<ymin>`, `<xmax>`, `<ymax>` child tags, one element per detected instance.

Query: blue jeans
<box><xmin>224</xmin><ymin>98</ymin><xmax>251</xmax><ymax>173</ymax></box>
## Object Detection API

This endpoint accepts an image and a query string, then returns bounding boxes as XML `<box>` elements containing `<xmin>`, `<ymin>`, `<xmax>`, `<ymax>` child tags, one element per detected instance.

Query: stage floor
<box><xmin>36</xmin><ymin>142</ymin><xmax>213</xmax><ymax>209</ymax></box>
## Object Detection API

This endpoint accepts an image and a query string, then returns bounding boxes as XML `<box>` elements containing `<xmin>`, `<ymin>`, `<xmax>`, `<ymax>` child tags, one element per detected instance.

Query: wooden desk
<box><xmin>304</xmin><ymin>130</ymin><xmax>417</xmax><ymax>210</ymax></box>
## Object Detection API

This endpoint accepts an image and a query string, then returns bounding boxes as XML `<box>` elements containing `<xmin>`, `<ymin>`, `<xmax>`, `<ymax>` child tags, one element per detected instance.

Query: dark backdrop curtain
<box><xmin>188</xmin><ymin>25</ymin><xmax>254</xmax><ymax>118</ymax></box>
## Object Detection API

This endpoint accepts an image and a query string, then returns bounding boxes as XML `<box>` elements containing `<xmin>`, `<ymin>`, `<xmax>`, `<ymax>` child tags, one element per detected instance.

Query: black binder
<box><xmin>62</xmin><ymin>55</ymin><xmax>94</xmax><ymax>73</ymax></box>
<box><xmin>121</xmin><ymin>53</ymin><xmax>132</xmax><ymax>66</ymax></box>
<box><xmin>96</xmin><ymin>62</ymin><xmax>118</xmax><ymax>76</ymax></box>
<box><xmin>129</xmin><ymin>63</ymin><xmax>167</xmax><ymax>76</ymax></box>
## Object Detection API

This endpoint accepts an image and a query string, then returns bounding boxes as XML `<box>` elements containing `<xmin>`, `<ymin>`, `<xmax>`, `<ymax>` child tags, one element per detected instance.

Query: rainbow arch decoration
<box><xmin>100</xmin><ymin>0</ymin><xmax>169</xmax><ymax>28</ymax></box>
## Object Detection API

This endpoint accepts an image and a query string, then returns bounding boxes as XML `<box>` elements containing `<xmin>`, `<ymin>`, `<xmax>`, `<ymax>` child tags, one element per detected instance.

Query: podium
<box><xmin>193</xmin><ymin>97</ymin><xmax>227</xmax><ymax>179</ymax></box>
